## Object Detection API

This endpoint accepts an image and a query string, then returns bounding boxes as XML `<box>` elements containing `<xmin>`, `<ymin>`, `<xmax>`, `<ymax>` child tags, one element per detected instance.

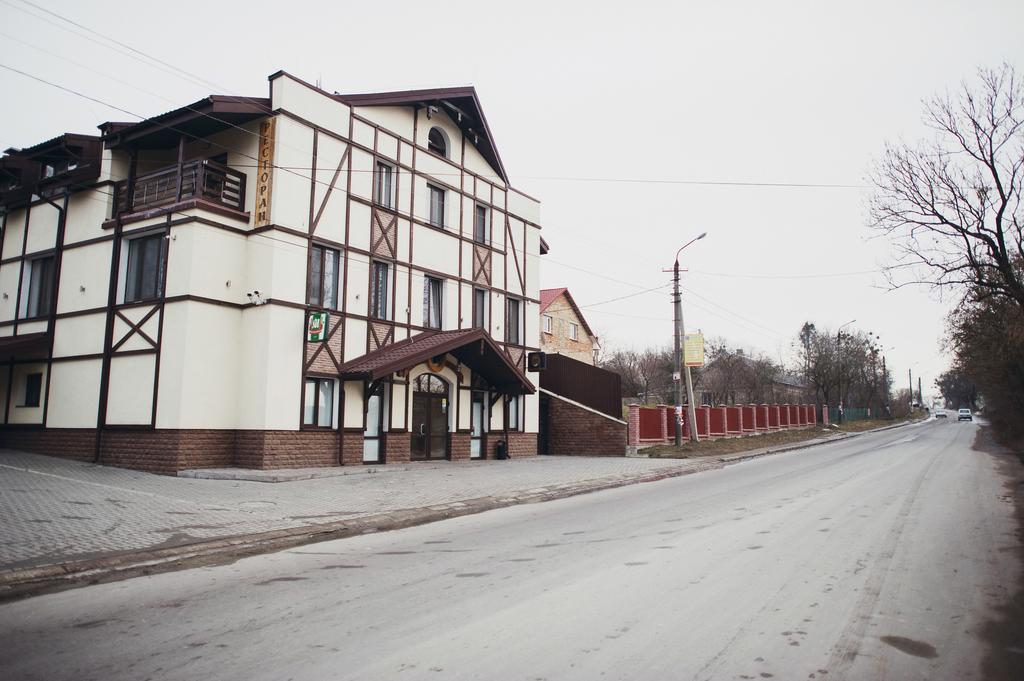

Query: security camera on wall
<box><xmin>247</xmin><ymin>290</ymin><xmax>268</xmax><ymax>306</ymax></box>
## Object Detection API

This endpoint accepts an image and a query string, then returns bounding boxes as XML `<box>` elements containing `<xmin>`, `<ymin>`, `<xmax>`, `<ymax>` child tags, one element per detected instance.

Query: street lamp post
<box><xmin>836</xmin><ymin>319</ymin><xmax>856</xmax><ymax>424</ymax></box>
<box><xmin>672</xmin><ymin>232</ymin><xmax>706</xmax><ymax>445</ymax></box>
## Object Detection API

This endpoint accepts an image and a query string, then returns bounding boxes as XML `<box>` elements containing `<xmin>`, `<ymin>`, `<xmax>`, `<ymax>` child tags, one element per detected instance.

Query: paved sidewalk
<box><xmin>0</xmin><ymin>451</ymin><xmax>714</xmax><ymax>575</ymax></box>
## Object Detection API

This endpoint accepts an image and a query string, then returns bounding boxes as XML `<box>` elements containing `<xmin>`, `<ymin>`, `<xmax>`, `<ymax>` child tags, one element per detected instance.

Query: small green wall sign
<box><xmin>307</xmin><ymin>312</ymin><xmax>329</xmax><ymax>342</ymax></box>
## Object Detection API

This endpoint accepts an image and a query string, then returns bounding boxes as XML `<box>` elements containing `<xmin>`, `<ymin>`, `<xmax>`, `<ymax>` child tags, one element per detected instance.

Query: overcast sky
<box><xmin>3</xmin><ymin>0</ymin><xmax>1022</xmax><ymax>399</ymax></box>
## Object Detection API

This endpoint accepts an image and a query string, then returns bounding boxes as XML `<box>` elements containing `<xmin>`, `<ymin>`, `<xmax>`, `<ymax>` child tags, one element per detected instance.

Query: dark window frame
<box><xmin>23</xmin><ymin>255</ymin><xmax>55</xmax><ymax>320</ymax></box>
<box><xmin>423</xmin><ymin>276</ymin><xmax>443</xmax><ymax>330</ymax></box>
<box><xmin>505</xmin><ymin>394</ymin><xmax>521</xmax><ymax>432</ymax></box>
<box><xmin>371</xmin><ymin>261</ymin><xmax>391</xmax><ymax>320</ymax></box>
<box><xmin>472</xmin><ymin>288</ymin><xmax>488</xmax><ymax>330</ymax></box>
<box><xmin>473</xmin><ymin>203</ymin><xmax>489</xmax><ymax>245</ymax></box>
<box><xmin>374</xmin><ymin>160</ymin><xmax>395</xmax><ymax>209</ymax></box>
<box><xmin>427</xmin><ymin>127</ymin><xmax>448</xmax><ymax>158</ymax></box>
<box><xmin>427</xmin><ymin>183</ymin><xmax>445</xmax><ymax>229</ymax></box>
<box><xmin>124</xmin><ymin>232</ymin><xmax>167</xmax><ymax>304</ymax></box>
<box><xmin>506</xmin><ymin>297</ymin><xmax>521</xmax><ymax>345</ymax></box>
<box><xmin>302</xmin><ymin>376</ymin><xmax>336</xmax><ymax>428</ymax></box>
<box><xmin>22</xmin><ymin>372</ymin><xmax>42</xmax><ymax>408</ymax></box>
<box><xmin>307</xmin><ymin>244</ymin><xmax>341</xmax><ymax>310</ymax></box>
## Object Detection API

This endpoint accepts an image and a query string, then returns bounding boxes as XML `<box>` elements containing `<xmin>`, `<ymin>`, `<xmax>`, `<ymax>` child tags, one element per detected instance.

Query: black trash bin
<box><xmin>495</xmin><ymin>440</ymin><xmax>509</xmax><ymax>460</ymax></box>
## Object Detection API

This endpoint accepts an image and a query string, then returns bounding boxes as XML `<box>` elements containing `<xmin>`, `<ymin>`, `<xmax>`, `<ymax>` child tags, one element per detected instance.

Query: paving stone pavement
<box><xmin>0</xmin><ymin>450</ymin><xmax>708</xmax><ymax>572</ymax></box>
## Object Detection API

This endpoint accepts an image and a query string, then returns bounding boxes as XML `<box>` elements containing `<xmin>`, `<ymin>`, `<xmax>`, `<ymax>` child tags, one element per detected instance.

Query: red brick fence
<box><xmin>628</xmin><ymin>403</ymin><xmax>825</xmax><ymax>447</ymax></box>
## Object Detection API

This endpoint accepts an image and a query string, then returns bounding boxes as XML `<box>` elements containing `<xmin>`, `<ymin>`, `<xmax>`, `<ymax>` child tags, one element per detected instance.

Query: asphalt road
<box><xmin>1</xmin><ymin>419</ymin><xmax>1021</xmax><ymax>681</ymax></box>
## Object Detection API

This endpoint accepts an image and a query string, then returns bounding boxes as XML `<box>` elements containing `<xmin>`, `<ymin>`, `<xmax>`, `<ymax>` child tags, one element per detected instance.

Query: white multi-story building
<box><xmin>0</xmin><ymin>72</ymin><xmax>543</xmax><ymax>473</ymax></box>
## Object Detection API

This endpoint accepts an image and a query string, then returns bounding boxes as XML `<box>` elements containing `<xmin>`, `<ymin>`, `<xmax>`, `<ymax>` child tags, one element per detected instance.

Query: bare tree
<box><xmin>870</xmin><ymin>64</ymin><xmax>1024</xmax><ymax>306</ymax></box>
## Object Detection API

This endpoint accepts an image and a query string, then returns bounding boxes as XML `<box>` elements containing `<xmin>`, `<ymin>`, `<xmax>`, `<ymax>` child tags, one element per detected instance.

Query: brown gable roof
<box><xmin>338</xmin><ymin>328</ymin><xmax>535</xmax><ymax>394</ymax></box>
<box><xmin>336</xmin><ymin>86</ymin><xmax>508</xmax><ymax>183</ymax></box>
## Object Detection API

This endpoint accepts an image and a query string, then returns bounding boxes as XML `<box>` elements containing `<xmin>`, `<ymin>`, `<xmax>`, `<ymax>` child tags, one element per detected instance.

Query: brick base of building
<box><xmin>0</xmin><ymin>425</ymin><xmax>540</xmax><ymax>474</ymax></box>
<box><xmin>383</xmin><ymin>431</ymin><xmax>412</xmax><ymax>464</ymax></box>
<box><xmin>449</xmin><ymin>432</ymin><xmax>471</xmax><ymax>461</ymax></box>
<box><xmin>546</xmin><ymin>394</ymin><xmax>627</xmax><ymax>456</ymax></box>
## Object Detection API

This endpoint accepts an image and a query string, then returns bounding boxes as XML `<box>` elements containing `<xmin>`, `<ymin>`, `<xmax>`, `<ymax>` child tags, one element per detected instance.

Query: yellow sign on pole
<box><xmin>684</xmin><ymin>332</ymin><xmax>705</xmax><ymax>367</ymax></box>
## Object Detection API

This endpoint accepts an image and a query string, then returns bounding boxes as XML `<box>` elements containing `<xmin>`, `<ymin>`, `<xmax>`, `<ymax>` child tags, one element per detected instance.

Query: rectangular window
<box><xmin>506</xmin><ymin>298</ymin><xmax>521</xmax><ymax>345</ymax></box>
<box><xmin>569</xmin><ymin>322</ymin><xmax>579</xmax><ymax>341</ymax></box>
<box><xmin>473</xmin><ymin>288</ymin><xmax>488</xmax><ymax>330</ymax></box>
<box><xmin>23</xmin><ymin>372</ymin><xmax>42</xmax><ymax>407</ymax></box>
<box><xmin>543</xmin><ymin>314</ymin><xmax>552</xmax><ymax>334</ymax></box>
<box><xmin>428</xmin><ymin>184</ymin><xmax>445</xmax><ymax>228</ymax></box>
<box><xmin>423</xmin><ymin>276</ymin><xmax>443</xmax><ymax>330</ymax></box>
<box><xmin>507</xmin><ymin>395</ymin><xmax>520</xmax><ymax>431</ymax></box>
<box><xmin>24</xmin><ymin>256</ymin><xmax>54</xmax><ymax>319</ymax></box>
<box><xmin>308</xmin><ymin>245</ymin><xmax>340</xmax><ymax>309</ymax></box>
<box><xmin>124</xmin><ymin>233</ymin><xmax>167</xmax><ymax>303</ymax></box>
<box><xmin>375</xmin><ymin>161</ymin><xmax>394</xmax><ymax>209</ymax></box>
<box><xmin>473</xmin><ymin>204</ymin><xmax>488</xmax><ymax>244</ymax></box>
<box><xmin>371</xmin><ymin>261</ymin><xmax>390</xmax><ymax>320</ymax></box>
<box><xmin>303</xmin><ymin>377</ymin><xmax>335</xmax><ymax>427</ymax></box>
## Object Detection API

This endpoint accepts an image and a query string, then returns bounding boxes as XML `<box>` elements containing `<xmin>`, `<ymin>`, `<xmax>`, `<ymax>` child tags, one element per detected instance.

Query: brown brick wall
<box><xmin>341</xmin><ymin>431</ymin><xmax>365</xmax><ymax>466</ymax></box>
<box><xmin>0</xmin><ymin>428</ymin><xmax>95</xmax><ymax>463</ymax></box>
<box><xmin>384</xmin><ymin>431</ymin><xmax>411</xmax><ymax>463</ymax></box>
<box><xmin>449</xmin><ymin>432</ymin><xmax>471</xmax><ymax>461</ymax></box>
<box><xmin>547</xmin><ymin>394</ymin><xmax>627</xmax><ymax>456</ymax></box>
<box><xmin>99</xmin><ymin>430</ymin><xmax>181</xmax><ymax>475</ymax></box>
<box><xmin>0</xmin><ymin>424</ymin><xmax>540</xmax><ymax>473</ymax></box>
<box><xmin>506</xmin><ymin>431</ymin><xmax>538</xmax><ymax>458</ymax></box>
<box><xmin>236</xmin><ymin>430</ymin><xmax>339</xmax><ymax>469</ymax></box>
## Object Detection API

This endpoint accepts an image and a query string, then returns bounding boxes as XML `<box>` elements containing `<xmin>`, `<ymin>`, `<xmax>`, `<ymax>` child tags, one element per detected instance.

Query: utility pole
<box><xmin>837</xmin><ymin>320</ymin><xmax>856</xmax><ymax>423</ymax></box>
<box><xmin>882</xmin><ymin>355</ymin><xmax>889</xmax><ymax>415</ymax></box>
<box><xmin>672</xmin><ymin>233</ymin><xmax>706</xmax><ymax>445</ymax></box>
<box><xmin>918</xmin><ymin>376</ymin><xmax>923</xmax><ymax>406</ymax></box>
<box><xmin>909</xmin><ymin>368</ymin><xmax>914</xmax><ymax>409</ymax></box>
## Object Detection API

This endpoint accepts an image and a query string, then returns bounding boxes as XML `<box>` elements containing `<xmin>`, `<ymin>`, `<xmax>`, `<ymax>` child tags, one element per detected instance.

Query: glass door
<box><xmin>471</xmin><ymin>392</ymin><xmax>485</xmax><ymax>458</ymax></box>
<box><xmin>363</xmin><ymin>389</ymin><xmax>385</xmax><ymax>463</ymax></box>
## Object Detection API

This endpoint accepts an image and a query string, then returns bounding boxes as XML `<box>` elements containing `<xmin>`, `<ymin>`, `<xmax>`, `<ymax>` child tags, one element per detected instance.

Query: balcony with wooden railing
<box><xmin>113</xmin><ymin>159</ymin><xmax>246</xmax><ymax>218</ymax></box>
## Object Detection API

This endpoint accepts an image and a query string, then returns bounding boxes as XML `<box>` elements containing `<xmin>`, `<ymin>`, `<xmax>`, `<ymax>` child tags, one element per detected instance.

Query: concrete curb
<box><xmin>0</xmin><ymin>459</ymin><xmax>722</xmax><ymax>601</ymax></box>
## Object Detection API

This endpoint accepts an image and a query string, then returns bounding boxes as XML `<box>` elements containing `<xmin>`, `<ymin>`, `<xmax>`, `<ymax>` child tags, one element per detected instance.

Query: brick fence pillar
<box><xmin>627</xmin><ymin>404</ymin><xmax>640</xmax><ymax>446</ymax></box>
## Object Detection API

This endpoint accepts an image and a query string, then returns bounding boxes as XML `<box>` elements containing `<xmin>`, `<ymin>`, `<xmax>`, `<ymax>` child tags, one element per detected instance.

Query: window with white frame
<box><xmin>473</xmin><ymin>203</ymin><xmax>489</xmax><ymax>244</ymax></box>
<box><xmin>371</xmin><ymin>261</ymin><xmax>390</xmax><ymax>320</ymax></box>
<box><xmin>542</xmin><ymin>314</ymin><xmax>552</xmax><ymax>334</ymax></box>
<box><xmin>569</xmin><ymin>322</ymin><xmax>579</xmax><ymax>341</ymax></box>
<box><xmin>428</xmin><ymin>184</ymin><xmax>445</xmax><ymax>228</ymax></box>
<box><xmin>303</xmin><ymin>377</ymin><xmax>336</xmax><ymax>428</ymax></box>
<box><xmin>22</xmin><ymin>255</ymin><xmax>55</xmax><ymax>319</ymax></box>
<box><xmin>123</xmin><ymin>232</ymin><xmax>167</xmax><ymax>304</ymax></box>
<box><xmin>375</xmin><ymin>160</ymin><xmax>395</xmax><ymax>209</ymax></box>
<box><xmin>423</xmin><ymin>276</ymin><xmax>443</xmax><ymax>329</ymax></box>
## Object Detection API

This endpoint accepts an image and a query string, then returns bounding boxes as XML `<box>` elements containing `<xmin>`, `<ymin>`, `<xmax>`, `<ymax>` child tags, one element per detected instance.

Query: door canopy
<box><xmin>337</xmin><ymin>328</ymin><xmax>535</xmax><ymax>395</ymax></box>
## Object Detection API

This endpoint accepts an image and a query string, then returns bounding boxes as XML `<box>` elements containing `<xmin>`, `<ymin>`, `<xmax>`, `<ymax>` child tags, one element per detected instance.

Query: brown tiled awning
<box><xmin>0</xmin><ymin>332</ymin><xmax>50</xmax><ymax>358</ymax></box>
<box><xmin>338</xmin><ymin>328</ymin><xmax>535</xmax><ymax>395</ymax></box>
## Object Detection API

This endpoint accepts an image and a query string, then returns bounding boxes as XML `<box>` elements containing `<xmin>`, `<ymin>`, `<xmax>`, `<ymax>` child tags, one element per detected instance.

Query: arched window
<box><xmin>413</xmin><ymin>373</ymin><xmax>448</xmax><ymax>395</ymax></box>
<box><xmin>427</xmin><ymin>127</ymin><xmax>448</xmax><ymax>158</ymax></box>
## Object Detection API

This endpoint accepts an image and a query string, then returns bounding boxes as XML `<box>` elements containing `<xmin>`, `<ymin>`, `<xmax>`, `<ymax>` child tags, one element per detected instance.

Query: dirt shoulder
<box><xmin>972</xmin><ymin>426</ymin><xmax>1024</xmax><ymax>681</ymax></box>
<box><xmin>643</xmin><ymin>414</ymin><xmax>922</xmax><ymax>459</ymax></box>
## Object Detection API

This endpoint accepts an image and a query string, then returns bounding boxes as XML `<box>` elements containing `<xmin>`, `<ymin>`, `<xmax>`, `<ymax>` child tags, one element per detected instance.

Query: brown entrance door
<box><xmin>411</xmin><ymin>374</ymin><xmax>449</xmax><ymax>460</ymax></box>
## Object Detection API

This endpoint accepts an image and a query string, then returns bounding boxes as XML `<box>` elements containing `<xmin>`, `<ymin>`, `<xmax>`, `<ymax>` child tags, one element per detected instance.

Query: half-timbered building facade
<box><xmin>0</xmin><ymin>72</ymin><xmax>542</xmax><ymax>474</ymax></box>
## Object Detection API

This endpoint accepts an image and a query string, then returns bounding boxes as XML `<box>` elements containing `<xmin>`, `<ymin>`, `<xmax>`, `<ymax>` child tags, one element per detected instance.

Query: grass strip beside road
<box><xmin>644</xmin><ymin>414</ymin><xmax>922</xmax><ymax>459</ymax></box>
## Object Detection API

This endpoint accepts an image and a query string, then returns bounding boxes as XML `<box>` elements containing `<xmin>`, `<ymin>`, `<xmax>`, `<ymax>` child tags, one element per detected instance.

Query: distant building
<box><xmin>539</xmin><ymin>288</ymin><xmax>599</xmax><ymax>365</ymax></box>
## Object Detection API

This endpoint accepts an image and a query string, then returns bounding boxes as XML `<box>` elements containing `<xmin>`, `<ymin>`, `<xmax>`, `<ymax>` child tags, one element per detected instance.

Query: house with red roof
<box><xmin>539</xmin><ymin>288</ymin><xmax>600</xmax><ymax>365</ymax></box>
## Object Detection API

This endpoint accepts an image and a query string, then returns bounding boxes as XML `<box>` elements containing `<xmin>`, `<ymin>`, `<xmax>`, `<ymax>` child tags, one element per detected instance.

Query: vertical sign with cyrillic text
<box><xmin>255</xmin><ymin>118</ymin><xmax>275</xmax><ymax>227</ymax></box>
